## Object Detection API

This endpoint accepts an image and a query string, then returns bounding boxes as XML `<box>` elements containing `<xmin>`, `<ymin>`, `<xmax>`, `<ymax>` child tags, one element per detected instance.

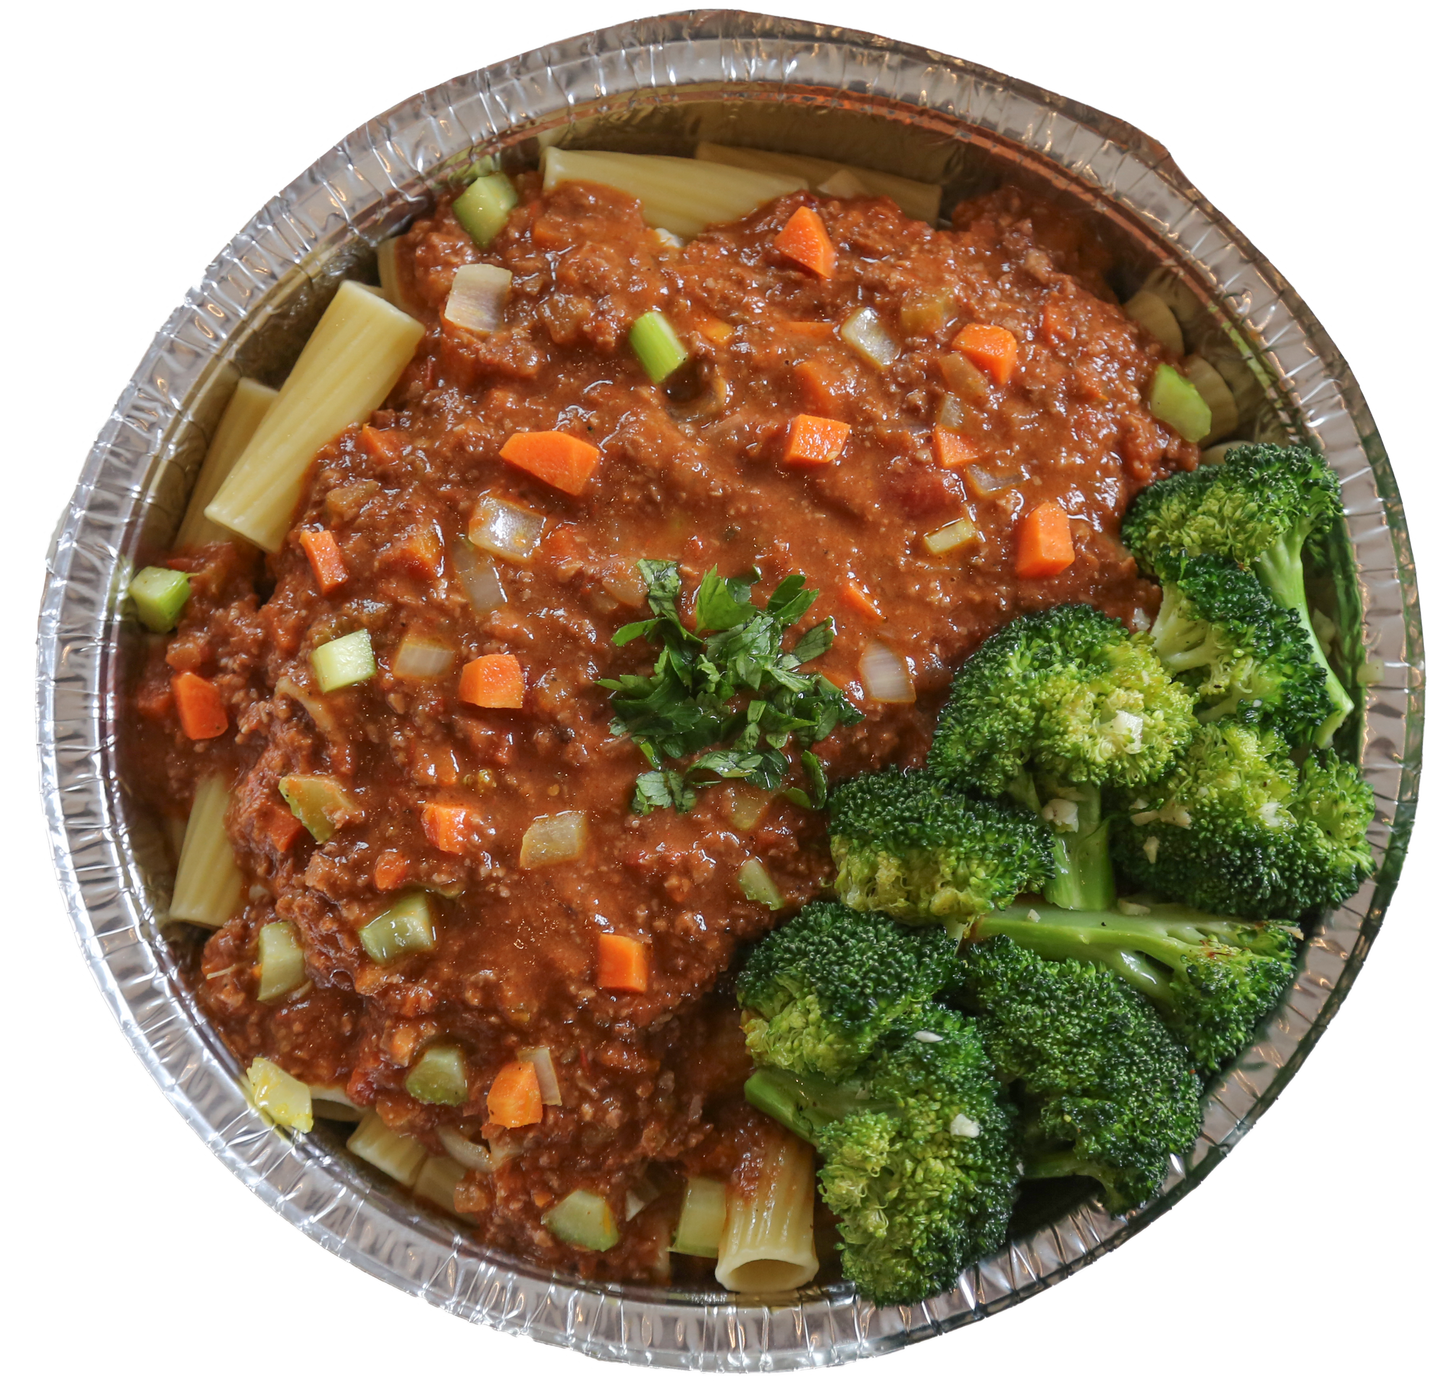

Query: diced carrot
<box><xmin>697</xmin><ymin>317</ymin><xmax>736</xmax><ymax>344</ymax></box>
<box><xmin>487</xmin><ymin>1059</ymin><xmax>544</xmax><ymax>1129</ymax></box>
<box><xmin>458</xmin><ymin>653</ymin><xmax>525</xmax><ymax>709</ymax></box>
<box><xmin>932</xmin><ymin>427</ymin><xmax>982</xmax><ymax>470</ymax></box>
<box><xmin>1014</xmin><ymin>501</ymin><xmax>1076</xmax><ymax>579</ymax></box>
<box><xmin>261</xmin><ymin>802</ymin><xmax>307</xmax><ymax>852</ymax></box>
<box><xmin>422</xmin><ymin>803</ymin><xmax>470</xmax><ymax>854</ymax></box>
<box><xmin>840</xmin><ymin>581</ymin><xmax>884</xmax><ymax>623</ymax></box>
<box><xmin>784</xmin><ymin>320</ymin><xmax>836</xmax><ymax>339</ymax></box>
<box><xmin>499</xmin><ymin>431</ymin><xmax>601</xmax><ymax>496</ymax></box>
<box><xmin>382</xmin><ymin>526</ymin><xmax>443</xmax><ymax>579</ymax></box>
<box><xmin>597</xmin><ymin>933</ymin><xmax>649</xmax><ymax>993</ymax></box>
<box><xmin>1041</xmin><ymin>296</ymin><xmax>1076</xmax><ymax>346</ymax></box>
<box><xmin>298</xmin><ymin>529</ymin><xmax>349</xmax><ymax>594</ymax></box>
<box><xmin>358</xmin><ymin>424</ymin><xmax>406</xmax><ymax>463</ymax></box>
<box><xmin>783</xmin><ymin>414</ymin><xmax>851</xmax><ymax>467</ymax></box>
<box><xmin>953</xmin><ymin>323</ymin><xmax>1020</xmax><ymax>386</ymax></box>
<box><xmin>793</xmin><ymin>357</ymin><xmax>846</xmax><ymax>416</ymax></box>
<box><xmin>172</xmin><ymin>671</ymin><xmax>227</xmax><ymax>740</ymax></box>
<box><xmin>374</xmin><ymin>850</ymin><xmax>409</xmax><ymax>890</ymax></box>
<box><xmin>774</xmin><ymin>206</ymin><xmax>837</xmax><ymax>278</ymax></box>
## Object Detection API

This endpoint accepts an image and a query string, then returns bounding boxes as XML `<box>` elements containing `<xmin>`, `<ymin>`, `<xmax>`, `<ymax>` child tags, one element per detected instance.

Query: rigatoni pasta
<box><xmin>714</xmin><ymin>1131</ymin><xmax>819</xmax><ymax>1293</ymax></box>
<box><xmin>174</xmin><ymin>377</ymin><xmax>277</xmax><ymax>550</ymax></box>
<box><xmin>169</xmin><ymin>774</ymin><xmax>245</xmax><ymax>928</ymax></box>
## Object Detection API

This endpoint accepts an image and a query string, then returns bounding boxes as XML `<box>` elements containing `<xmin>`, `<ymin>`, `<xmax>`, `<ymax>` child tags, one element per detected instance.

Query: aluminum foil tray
<box><xmin>36</xmin><ymin>9</ymin><xmax>1422</xmax><ymax>1369</ymax></box>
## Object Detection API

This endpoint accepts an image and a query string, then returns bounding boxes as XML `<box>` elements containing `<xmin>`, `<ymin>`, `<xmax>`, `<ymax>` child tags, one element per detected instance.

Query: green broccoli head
<box><xmin>972</xmin><ymin>902</ymin><xmax>1300</xmax><ymax>1076</ymax></box>
<box><xmin>1148</xmin><ymin>551</ymin><xmax>1331</xmax><ymax>744</ymax></box>
<box><xmin>745</xmin><ymin>1006</ymin><xmax>1017</xmax><ymax>1306</ymax></box>
<box><xmin>952</xmin><ymin>934</ymin><xmax>1202</xmax><ymax>1213</ymax></box>
<box><xmin>1122</xmin><ymin>444</ymin><xmax>1353</xmax><ymax>745</ymax></box>
<box><xmin>1110</xmin><ymin>722</ymin><xmax>1375</xmax><ymax>919</ymax></box>
<box><xmin>736</xmin><ymin>902</ymin><xmax>957</xmax><ymax>1079</ymax></box>
<box><xmin>828</xmin><ymin>768</ymin><xmax>1055</xmax><ymax>922</ymax></box>
<box><xmin>929</xmin><ymin>604</ymin><xmax>1195</xmax><ymax>796</ymax></box>
<box><xmin>1123</xmin><ymin>443</ymin><xmax>1342</xmax><ymax>575</ymax></box>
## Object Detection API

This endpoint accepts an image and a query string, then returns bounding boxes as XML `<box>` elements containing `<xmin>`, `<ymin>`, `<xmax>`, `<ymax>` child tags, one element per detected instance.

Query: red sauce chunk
<box><xmin>125</xmin><ymin>175</ymin><xmax>1195</xmax><ymax>1284</ymax></box>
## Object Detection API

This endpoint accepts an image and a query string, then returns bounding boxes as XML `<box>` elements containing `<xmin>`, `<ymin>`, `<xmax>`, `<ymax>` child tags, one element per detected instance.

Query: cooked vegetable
<box><xmin>1110</xmin><ymin>721</ymin><xmax>1375</xmax><ymax>919</ymax></box>
<box><xmin>172</xmin><ymin>671</ymin><xmax>227</xmax><ymax>740</ymax></box>
<box><xmin>311</xmin><ymin>629</ymin><xmax>376</xmax><ymax>693</ymax></box>
<box><xmin>487</xmin><ymin>1059</ymin><xmax>543</xmax><ymax>1128</ymax></box>
<box><xmin>405</xmin><ymin>1045</ymin><xmax>470</xmax><ymax>1106</ymax></box>
<box><xmin>518</xmin><ymin>811</ymin><xmax>588</xmax><ymax>868</ymax></box>
<box><xmin>774</xmin><ymin>205</ymin><xmax>837</xmax><ymax>278</ymax></box>
<box><xmin>279</xmin><ymin>773</ymin><xmax>361</xmax><ymax>843</ymax></box>
<box><xmin>952</xmin><ymin>934</ymin><xmax>1202</xmax><ymax>1212</ymax></box>
<box><xmin>458</xmin><ymin>653</ymin><xmax>524</xmax><ymax>709</ymax></box>
<box><xmin>392</xmin><ymin>633</ymin><xmax>456</xmax><ymax>680</ymax></box>
<box><xmin>129</xmin><ymin>565</ymin><xmax>190</xmax><ymax>632</ymax></box>
<box><xmin>1122</xmin><ymin>443</ymin><xmax>1354</xmax><ymax>745</ymax></box>
<box><xmin>736</xmin><ymin>857</ymin><xmax>786</xmax><ymax>911</ymax></box>
<box><xmin>246</xmin><ymin>1057</ymin><xmax>314</xmax><ymax>1133</ymax></box>
<box><xmin>1014</xmin><ymin>501</ymin><xmax>1074</xmax><ymax>579</ymax></box>
<box><xmin>596</xmin><ymin>933</ymin><xmax>649</xmax><ymax>992</ymax></box>
<box><xmin>598</xmin><ymin>562</ymin><xmax>860</xmax><ymax>814</ymax></box>
<box><xmin>444</xmin><ymin>263</ymin><xmax>512</xmax><ymax>333</ymax></box>
<box><xmin>298</xmin><ymin>529</ymin><xmax>348</xmax><ymax>593</ymax></box>
<box><xmin>828</xmin><ymin>768</ymin><xmax>1054</xmax><ymax>922</ymax></box>
<box><xmin>840</xmin><ymin>306</ymin><xmax>898</xmax><ymax>368</ymax></box>
<box><xmin>544</xmin><ymin>1189</ymin><xmax>619</xmax><ymax>1251</ymax></box>
<box><xmin>449</xmin><ymin>535</ymin><xmax>507</xmax><ymax>614</ymax></box>
<box><xmin>629</xmin><ymin>309</ymin><xmax>690</xmax><ymax>383</ymax></box>
<box><xmin>671</xmin><ymin>1177</ymin><xmax>728</xmax><ymax>1257</ymax></box>
<box><xmin>782</xmin><ymin>414</ymin><xmax>850</xmax><ymax>467</ymax></box>
<box><xmin>1182</xmin><ymin>355</ymin><xmax>1238</xmax><ymax>444</ymax></box>
<box><xmin>517</xmin><ymin>1046</ymin><xmax>563</xmax><ymax>1105</ymax></box>
<box><xmin>347</xmin><ymin>1110</ymin><xmax>426</xmax><ymax>1185</ymax></box>
<box><xmin>498</xmin><ymin>430</ymin><xmax>600</xmax><ymax>496</ymax></box>
<box><xmin>858</xmin><ymin>640</ymin><xmax>914</xmax><ymax>704</ymax></box>
<box><xmin>256</xmin><ymin>920</ymin><xmax>306</xmax><ymax>1002</ymax></box>
<box><xmin>932</xmin><ymin>427</ymin><xmax>980</xmax><ymax>469</ymax></box>
<box><xmin>967</xmin><ymin>902</ymin><xmax>1299</xmax><ymax>1076</ymax></box>
<box><xmin>953</xmin><ymin>323</ymin><xmax>1018</xmax><ymax>386</ymax></box>
<box><xmin>923</xmin><ymin>515</ymin><xmax>978</xmax><ymax>556</ymax></box>
<box><xmin>358</xmin><ymin>890</ymin><xmax>437</xmax><ymax>963</ymax></box>
<box><xmin>1148</xmin><ymin>363</ymin><xmax>1211</xmax><ymax>442</ymax></box>
<box><xmin>453</xmin><ymin>172</ymin><xmax>518</xmax><ymax>247</ymax></box>
<box><xmin>468</xmin><ymin>495</ymin><xmax>545</xmax><ymax>564</ymax></box>
<box><xmin>745</xmin><ymin>1006</ymin><xmax>1017</xmax><ymax>1307</ymax></box>
<box><xmin>736</xmin><ymin>900</ymin><xmax>957</xmax><ymax>1078</ymax></box>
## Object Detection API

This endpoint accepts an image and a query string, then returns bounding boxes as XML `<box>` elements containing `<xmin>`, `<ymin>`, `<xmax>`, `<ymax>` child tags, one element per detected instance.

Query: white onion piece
<box><xmin>625</xmin><ymin>1175</ymin><xmax>661</xmax><ymax>1220</ymax></box>
<box><xmin>519</xmin><ymin>811</ymin><xmax>588</xmax><ymax>868</ymax></box>
<box><xmin>840</xmin><ymin>307</ymin><xmax>898</xmax><ymax>369</ymax></box>
<box><xmin>817</xmin><ymin>167</ymin><xmax>867</xmax><ymax>198</ymax></box>
<box><xmin>601</xmin><ymin>562</ymin><xmax>649</xmax><ymax>609</ymax></box>
<box><xmin>965</xmin><ymin>465</ymin><xmax>1021</xmax><ymax>498</ymax></box>
<box><xmin>518</xmin><ymin>1046</ymin><xmax>563</xmax><ymax>1106</ymax></box>
<box><xmin>437</xmin><ymin>1125</ymin><xmax>494</xmax><ymax>1172</ymax></box>
<box><xmin>392</xmin><ymin>632</ymin><xmax>457</xmax><ymax>680</ymax></box>
<box><xmin>934</xmin><ymin>392</ymin><xmax>966</xmax><ymax>431</ymax></box>
<box><xmin>444</xmin><ymin>263</ymin><xmax>513</xmax><ymax>334</ymax></box>
<box><xmin>859</xmin><ymin>641</ymin><xmax>915</xmax><ymax>704</ymax></box>
<box><xmin>469</xmin><ymin>496</ymin><xmax>545</xmax><ymax>565</ymax></box>
<box><xmin>276</xmin><ymin>673</ymin><xmax>338</xmax><ymax>735</ymax></box>
<box><xmin>449</xmin><ymin>535</ymin><xmax>507</xmax><ymax>614</ymax></box>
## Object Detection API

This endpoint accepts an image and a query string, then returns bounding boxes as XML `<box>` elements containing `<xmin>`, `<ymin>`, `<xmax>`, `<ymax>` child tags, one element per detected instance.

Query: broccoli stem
<box><xmin>743</xmin><ymin>1067</ymin><xmax>868</xmax><ymax>1144</ymax></box>
<box><xmin>1035</xmin><ymin>782</ymin><xmax>1116</xmax><ymax>912</ymax></box>
<box><xmin>1020</xmin><ymin>1150</ymin><xmax>1092</xmax><ymax>1182</ymax></box>
<box><xmin>1253</xmin><ymin>535</ymin><xmax>1354</xmax><ymax>746</ymax></box>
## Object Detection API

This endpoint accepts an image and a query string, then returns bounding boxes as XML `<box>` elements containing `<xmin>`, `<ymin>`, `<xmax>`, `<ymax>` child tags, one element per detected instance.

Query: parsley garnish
<box><xmin>597</xmin><ymin>561</ymin><xmax>861</xmax><ymax>814</ymax></box>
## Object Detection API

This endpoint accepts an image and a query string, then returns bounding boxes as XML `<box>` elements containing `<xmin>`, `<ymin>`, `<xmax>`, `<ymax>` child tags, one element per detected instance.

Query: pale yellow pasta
<box><xmin>174</xmin><ymin>377</ymin><xmax>277</xmax><ymax>550</ymax></box>
<box><xmin>169</xmin><ymin>774</ymin><xmax>245</xmax><ymax>928</ymax></box>
<box><xmin>714</xmin><ymin>1131</ymin><xmax>819</xmax><ymax>1293</ymax></box>
<box><xmin>1183</xmin><ymin>354</ymin><xmax>1240</xmax><ymax>445</ymax></box>
<box><xmin>206</xmin><ymin>281</ymin><xmax>424</xmax><ymax>551</ymax></box>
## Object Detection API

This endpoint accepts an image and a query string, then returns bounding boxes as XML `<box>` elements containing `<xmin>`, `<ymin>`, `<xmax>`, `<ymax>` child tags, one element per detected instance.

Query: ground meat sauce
<box><xmin>127</xmin><ymin>174</ymin><xmax>1195</xmax><ymax>1284</ymax></box>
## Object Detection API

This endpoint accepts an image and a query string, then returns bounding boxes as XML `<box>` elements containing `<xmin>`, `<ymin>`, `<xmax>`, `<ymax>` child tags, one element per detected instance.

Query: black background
<box><xmin>42</xmin><ymin>8</ymin><xmax>1416</xmax><ymax>1370</ymax></box>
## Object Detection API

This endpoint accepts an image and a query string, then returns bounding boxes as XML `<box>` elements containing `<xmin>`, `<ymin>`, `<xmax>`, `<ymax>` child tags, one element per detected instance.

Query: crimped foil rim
<box><xmin>35</xmin><ymin>9</ymin><xmax>1422</xmax><ymax>1369</ymax></box>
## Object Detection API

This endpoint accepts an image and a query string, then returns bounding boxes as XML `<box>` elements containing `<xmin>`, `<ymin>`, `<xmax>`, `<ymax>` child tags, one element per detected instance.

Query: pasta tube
<box><xmin>714</xmin><ymin>1130</ymin><xmax>819</xmax><ymax>1293</ymax></box>
<box><xmin>541</xmin><ymin>148</ymin><xmax>805</xmax><ymax>240</ymax></box>
<box><xmin>174</xmin><ymin>378</ymin><xmax>277</xmax><ymax>550</ymax></box>
<box><xmin>169</xmin><ymin>774</ymin><xmax>245</xmax><ymax>928</ymax></box>
<box><xmin>206</xmin><ymin>281</ymin><xmax>424</xmax><ymax>551</ymax></box>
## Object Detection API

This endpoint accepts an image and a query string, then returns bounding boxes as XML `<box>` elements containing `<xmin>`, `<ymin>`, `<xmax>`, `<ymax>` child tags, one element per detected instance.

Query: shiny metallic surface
<box><xmin>36</xmin><ymin>10</ymin><xmax>1421</xmax><ymax>1368</ymax></box>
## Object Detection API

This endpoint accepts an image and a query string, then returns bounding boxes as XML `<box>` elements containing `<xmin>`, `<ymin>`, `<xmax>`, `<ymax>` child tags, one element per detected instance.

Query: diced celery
<box><xmin>414</xmin><ymin>1155</ymin><xmax>467</xmax><ymax>1211</ymax></box>
<box><xmin>278</xmin><ymin>773</ymin><xmax>360</xmax><ymax>843</ymax></box>
<box><xmin>544</xmin><ymin>1188</ymin><xmax>619</xmax><ymax>1251</ymax></box>
<box><xmin>727</xmin><ymin>784</ymin><xmax>773</xmax><ymax>832</ymax></box>
<box><xmin>900</xmin><ymin>288</ymin><xmax>955</xmax><ymax>337</ymax></box>
<box><xmin>246</xmin><ymin>1057</ymin><xmax>313</xmax><ymax>1132</ymax></box>
<box><xmin>347</xmin><ymin>1110</ymin><xmax>426</xmax><ymax>1186</ymax></box>
<box><xmin>671</xmin><ymin>1176</ymin><xmax>727</xmax><ymax>1257</ymax></box>
<box><xmin>359</xmin><ymin>890</ymin><xmax>436</xmax><ymax>962</ymax></box>
<box><xmin>737</xmin><ymin>858</ymin><xmax>785</xmax><ymax>911</ymax></box>
<box><xmin>406</xmin><ymin>1045</ymin><xmax>469</xmax><ymax>1106</ymax></box>
<box><xmin>629</xmin><ymin>310</ymin><xmax>689</xmax><ymax>383</ymax></box>
<box><xmin>923</xmin><ymin>516</ymin><xmax>978</xmax><ymax>556</ymax></box>
<box><xmin>453</xmin><ymin>173</ymin><xmax>518</xmax><ymax>248</ymax></box>
<box><xmin>1149</xmin><ymin>363</ymin><xmax>1212</xmax><ymax>443</ymax></box>
<box><xmin>129</xmin><ymin>565</ymin><xmax>190</xmax><ymax>632</ymax></box>
<box><xmin>311</xmin><ymin>629</ymin><xmax>376</xmax><ymax>692</ymax></box>
<box><xmin>256</xmin><ymin>920</ymin><xmax>306</xmax><ymax>1002</ymax></box>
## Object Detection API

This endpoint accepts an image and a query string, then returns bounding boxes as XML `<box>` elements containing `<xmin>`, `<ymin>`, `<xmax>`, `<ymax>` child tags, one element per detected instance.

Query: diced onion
<box><xmin>437</xmin><ymin>1124</ymin><xmax>495</xmax><ymax>1172</ymax></box>
<box><xmin>469</xmin><ymin>496</ymin><xmax>545</xmax><ymax>565</ymax></box>
<box><xmin>923</xmin><ymin>516</ymin><xmax>977</xmax><ymax>555</ymax></box>
<box><xmin>518</xmin><ymin>1046</ymin><xmax>563</xmax><ymax>1106</ymax></box>
<box><xmin>1182</xmin><ymin>355</ymin><xmax>1239</xmax><ymax>443</ymax></box>
<box><xmin>965</xmin><ymin>466</ymin><xmax>1021</xmax><ymax>498</ymax></box>
<box><xmin>625</xmin><ymin>1174</ymin><xmax>661</xmax><ymax>1220</ymax></box>
<box><xmin>934</xmin><ymin>392</ymin><xmax>966</xmax><ymax>431</ymax></box>
<box><xmin>1123</xmin><ymin>289</ymin><xmax>1185</xmax><ymax>355</ymax></box>
<box><xmin>519</xmin><ymin>811</ymin><xmax>588</xmax><ymax>868</ymax></box>
<box><xmin>859</xmin><ymin>641</ymin><xmax>915</xmax><ymax>704</ymax></box>
<box><xmin>840</xmin><ymin>307</ymin><xmax>898</xmax><ymax>369</ymax></box>
<box><xmin>443</xmin><ymin>263</ymin><xmax>512</xmax><ymax>334</ymax></box>
<box><xmin>449</xmin><ymin>535</ymin><xmax>507</xmax><ymax>614</ymax></box>
<box><xmin>392</xmin><ymin>632</ymin><xmax>457</xmax><ymax>680</ymax></box>
<box><xmin>601</xmin><ymin>561</ymin><xmax>649</xmax><ymax>609</ymax></box>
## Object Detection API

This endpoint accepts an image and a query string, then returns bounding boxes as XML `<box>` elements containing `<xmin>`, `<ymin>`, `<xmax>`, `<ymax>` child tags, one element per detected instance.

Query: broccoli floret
<box><xmin>736</xmin><ymin>902</ymin><xmax>957</xmax><ymax>1079</ymax></box>
<box><xmin>970</xmin><ymin>902</ymin><xmax>1300</xmax><ymax>1076</ymax></box>
<box><xmin>951</xmin><ymin>935</ymin><xmax>1202</xmax><ymax>1213</ymax></box>
<box><xmin>828</xmin><ymin>768</ymin><xmax>1055</xmax><ymax>922</ymax></box>
<box><xmin>1122</xmin><ymin>443</ymin><xmax>1353</xmax><ymax>744</ymax></box>
<box><xmin>1148</xmin><ymin>551</ymin><xmax>1331</xmax><ymax>744</ymax></box>
<box><xmin>930</xmin><ymin>605</ymin><xmax>1195</xmax><ymax>795</ymax></box>
<box><xmin>1110</xmin><ymin>721</ymin><xmax>1375</xmax><ymax>919</ymax></box>
<box><xmin>745</xmin><ymin>1006</ymin><xmax>1017</xmax><ymax>1306</ymax></box>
